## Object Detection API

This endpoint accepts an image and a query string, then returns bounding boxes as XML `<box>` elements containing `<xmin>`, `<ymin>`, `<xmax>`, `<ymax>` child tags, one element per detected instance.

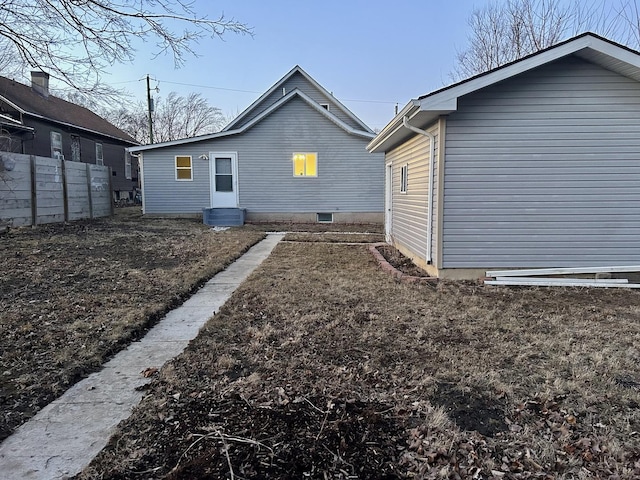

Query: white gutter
<box><xmin>403</xmin><ymin>116</ymin><xmax>435</xmax><ymax>264</ymax></box>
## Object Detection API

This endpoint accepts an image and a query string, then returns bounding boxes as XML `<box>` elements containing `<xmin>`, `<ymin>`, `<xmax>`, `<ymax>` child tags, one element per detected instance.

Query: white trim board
<box><xmin>485</xmin><ymin>279</ymin><xmax>640</xmax><ymax>288</ymax></box>
<box><xmin>494</xmin><ymin>277</ymin><xmax>628</xmax><ymax>284</ymax></box>
<box><xmin>486</xmin><ymin>266</ymin><xmax>640</xmax><ymax>277</ymax></box>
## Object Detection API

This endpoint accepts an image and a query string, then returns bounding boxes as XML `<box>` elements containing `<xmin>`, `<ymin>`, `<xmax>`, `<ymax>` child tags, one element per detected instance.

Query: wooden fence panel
<box><xmin>0</xmin><ymin>152</ymin><xmax>112</xmax><ymax>226</ymax></box>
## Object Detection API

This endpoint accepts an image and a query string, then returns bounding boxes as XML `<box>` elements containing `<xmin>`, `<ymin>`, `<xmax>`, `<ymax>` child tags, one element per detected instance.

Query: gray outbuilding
<box><xmin>368</xmin><ymin>33</ymin><xmax>640</xmax><ymax>279</ymax></box>
<box><xmin>130</xmin><ymin>66</ymin><xmax>384</xmax><ymax>224</ymax></box>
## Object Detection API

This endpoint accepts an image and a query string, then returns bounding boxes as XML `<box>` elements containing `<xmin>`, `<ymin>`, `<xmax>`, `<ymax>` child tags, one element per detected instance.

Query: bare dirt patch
<box><xmin>0</xmin><ymin>207</ymin><xmax>265</xmax><ymax>441</ymax></box>
<box><xmin>283</xmin><ymin>232</ymin><xmax>384</xmax><ymax>243</ymax></box>
<box><xmin>245</xmin><ymin>222</ymin><xmax>383</xmax><ymax>233</ymax></box>
<box><xmin>376</xmin><ymin>244</ymin><xmax>430</xmax><ymax>277</ymax></box>
<box><xmin>78</xmin><ymin>242</ymin><xmax>640</xmax><ymax>479</ymax></box>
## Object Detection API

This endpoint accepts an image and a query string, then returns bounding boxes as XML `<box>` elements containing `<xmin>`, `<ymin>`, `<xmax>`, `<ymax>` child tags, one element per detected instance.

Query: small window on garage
<box><xmin>175</xmin><ymin>155</ymin><xmax>192</xmax><ymax>181</ymax></box>
<box><xmin>400</xmin><ymin>164</ymin><xmax>408</xmax><ymax>193</ymax></box>
<box><xmin>317</xmin><ymin>213</ymin><xmax>333</xmax><ymax>223</ymax></box>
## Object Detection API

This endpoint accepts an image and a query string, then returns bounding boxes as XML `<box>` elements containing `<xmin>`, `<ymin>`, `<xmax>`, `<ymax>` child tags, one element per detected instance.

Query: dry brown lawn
<box><xmin>0</xmin><ymin>208</ymin><xmax>265</xmax><ymax>441</ymax></box>
<box><xmin>78</xmin><ymin>242</ymin><xmax>640</xmax><ymax>479</ymax></box>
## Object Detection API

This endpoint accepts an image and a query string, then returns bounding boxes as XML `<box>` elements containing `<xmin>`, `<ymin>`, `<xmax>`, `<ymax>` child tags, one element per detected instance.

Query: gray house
<box><xmin>130</xmin><ymin>66</ymin><xmax>384</xmax><ymax>224</ymax></box>
<box><xmin>368</xmin><ymin>33</ymin><xmax>640</xmax><ymax>279</ymax></box>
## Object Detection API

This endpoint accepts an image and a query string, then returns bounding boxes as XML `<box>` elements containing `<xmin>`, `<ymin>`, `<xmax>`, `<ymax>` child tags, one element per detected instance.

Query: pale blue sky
<box><xmin>105</xmin><ymin>1</ymin><xmax>493</xmax><ymax>131</ymax></box>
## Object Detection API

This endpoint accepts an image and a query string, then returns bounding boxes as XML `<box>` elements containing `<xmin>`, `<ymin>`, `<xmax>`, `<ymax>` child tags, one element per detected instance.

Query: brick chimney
<box><xmin>31</xmin><ymin>71</ymin><xmax>50</xmax><ymax>98</ymax></box>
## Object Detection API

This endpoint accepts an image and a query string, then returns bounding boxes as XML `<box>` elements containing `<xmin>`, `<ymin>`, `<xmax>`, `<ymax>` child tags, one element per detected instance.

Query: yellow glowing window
<box><xmin>293</xmin><ymin>152</ymin><xmax>317</xmax><ymax>177</ymax></box>
<box><xmin>175</xmin><ymin>155</ymin><xmax>192</xmax><ymax>181</ymax></box>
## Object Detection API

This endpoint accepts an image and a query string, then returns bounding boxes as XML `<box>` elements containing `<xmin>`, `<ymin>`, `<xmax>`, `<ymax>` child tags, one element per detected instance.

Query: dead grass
<box><xmin>0</xmin><ymin>207</ymin><xmax>265</xmax><ymax>441</ymax></box>
<box><xmin>79</xmin><ymin>242</ymin><xmax>640</xmax><ymax>479</ymax></box>
<box><xmin>244</xmin><ymin>222</ymin><xmax>383</xmax><ymax>233</ymax></box>
<box><xmin>283</xmin><ymin>232</ymin><xmax>384</xmax><ymax>243</ymax></box>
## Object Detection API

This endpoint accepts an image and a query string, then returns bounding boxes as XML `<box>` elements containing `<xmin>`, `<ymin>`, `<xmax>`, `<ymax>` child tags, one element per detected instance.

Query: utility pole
<box><xmin>146</xmin><ymin>74</ymin><xmax>154</xmax><ymax>144</ymax></box>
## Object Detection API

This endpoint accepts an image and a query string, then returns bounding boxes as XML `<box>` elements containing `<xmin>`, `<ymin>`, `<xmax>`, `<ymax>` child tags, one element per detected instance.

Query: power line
<box><xmin>115</xmin><ymin>77</ymin><xmax>400</xmax><ymax>105</ymax></box>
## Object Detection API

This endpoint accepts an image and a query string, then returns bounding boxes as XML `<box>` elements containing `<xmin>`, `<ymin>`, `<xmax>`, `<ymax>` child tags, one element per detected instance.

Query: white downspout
<box><xmin>402</xmin><ymin>116</ymin><xmax>435</xmax><ymax>264</ymax></box>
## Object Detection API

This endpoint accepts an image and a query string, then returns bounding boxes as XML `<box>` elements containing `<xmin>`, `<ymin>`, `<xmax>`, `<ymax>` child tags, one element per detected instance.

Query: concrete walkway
<box><xmin>0</xmin><ymin>234</ymin><xmax>283</xmax><ymax>480</ymax></box>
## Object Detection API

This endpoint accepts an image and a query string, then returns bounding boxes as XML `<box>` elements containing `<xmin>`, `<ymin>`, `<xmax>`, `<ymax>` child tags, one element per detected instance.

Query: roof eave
<box><xmin>367</xmin><ymin>101</ymin><xmax>420</xmax><ymax>153</ymax></box>
<box><xmin>129</xmin><ymin>89</ymin><xmax>374</xmax><ymax>154</ymax></box>
<box><xmin>223</xmin><ymin>66</ymin><xmax>374</xmax><ymax>134</ymax></box>
<box><xmin>369</xmin><ymin>33</ymin><xmax>640</xmax><ymax>153</ymax></box>
<box><xmin>23</xmin><ymin>112</ymin><xmax>138</xmax><ymax>145</ymax></box>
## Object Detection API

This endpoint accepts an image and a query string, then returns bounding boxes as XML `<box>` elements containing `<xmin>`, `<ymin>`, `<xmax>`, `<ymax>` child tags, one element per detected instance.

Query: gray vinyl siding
<box><xmin>386</xmin><ymin>125</ymin><xmax>438</xmax><ymax>262</ymax></box>
<box><xmin>443</xmin><ymin>55</ymin><xmax>640</xmax><ymax>268</ymax></box>
<box><xmin>141</xmin><ymin>96</ymin><xmax>383</xmax><ymax>215</ymax></box>
<box><xmin>234</xmin><ymin>72</ymin><xmax>362</xmax><ymax>130</ymax></box>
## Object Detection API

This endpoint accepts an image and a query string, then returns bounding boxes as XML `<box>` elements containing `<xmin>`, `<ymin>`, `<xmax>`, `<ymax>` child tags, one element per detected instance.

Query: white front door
<box><xmin>385</xmin><ymin>162</ymin><xmax>393</xmax><ymax>242</ymax></box>
<box><xmin>210</xmin><ymin>152</ymin><xmax>238</xmax><ymax>208</ymax></box>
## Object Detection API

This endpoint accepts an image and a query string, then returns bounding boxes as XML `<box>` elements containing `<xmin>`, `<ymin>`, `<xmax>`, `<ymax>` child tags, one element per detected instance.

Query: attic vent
<box><xmin>320</xmin><ymin>103</ymin><xmax>330</xmax><ymax>111</ymax></box>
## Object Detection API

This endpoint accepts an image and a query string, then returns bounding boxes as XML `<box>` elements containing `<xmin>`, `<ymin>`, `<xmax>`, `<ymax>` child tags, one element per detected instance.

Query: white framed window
<box><xmin>50</xmin><ymin>131</ymin><xmax>63</xmax><ymax>159</ymax></box>
<box><xmin>400</xmin><ymin>164</ymin><xmax>408</xmax><ymax>193</ymax></box>
<box><xmin>293</xmin><ymin>152</ymin><xmax>317</xmax><ymax>177</ymax></box>
<box><xmin>319</xmin><ymin>103</ymin><xmax>330</xmax><ymax>111</ymax></box>
<box><xmin>175</xmin><ymin>155</ymin><xmax>193</xmax><ymax>181</ymax></box>
<box><xmin>95</xmin><ymin>143</ymin><xmax>104</xmax><ymax>165</ymax></box>
<box><xmin>125</xmin><ymin>153</ymin><xmax>132</xmax><ymax>179</ymax></box>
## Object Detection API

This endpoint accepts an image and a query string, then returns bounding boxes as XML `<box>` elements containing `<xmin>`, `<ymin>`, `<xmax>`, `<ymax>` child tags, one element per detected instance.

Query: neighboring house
<box><xmin>128</xmin><ymin>66</ymin><xmax>384</xmax><ymax>224</ymax></box>
<box><xmin>368</xmin><ymin>32</ymin><xmax>640</xmax><ymax>279</ymax></box>
<box><xmin>0</xmin><ymin>71</ymin><xmax>140</xmax><ymax>202</ymax></box>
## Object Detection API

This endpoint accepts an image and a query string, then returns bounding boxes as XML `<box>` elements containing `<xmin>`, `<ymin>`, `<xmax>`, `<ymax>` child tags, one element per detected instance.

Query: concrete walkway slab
<box><xmin>0</xmin><ymin>234</ymin><xmax>283</xmax><ymax>480</ymax></box>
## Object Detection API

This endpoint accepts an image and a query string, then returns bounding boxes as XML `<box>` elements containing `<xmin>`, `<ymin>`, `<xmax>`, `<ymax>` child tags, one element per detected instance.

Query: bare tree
<box><xmin>452</xmin><ymin>0</ymin><xmax>640</xmax><ymax>80</ymax></box>
<box><xmin>104</xmin><ymin>92</ymin><xmax>226</xmax><ymax>144</ymax></box>
<box><xmin>0</xmin><ymin>1</ymin><xmax>251</xmax><ymax>95</ymax></box>
<box><xmin>153</xmin><ymin>92</ymin><xmax>226</xmax><ymax>143</ymax></box>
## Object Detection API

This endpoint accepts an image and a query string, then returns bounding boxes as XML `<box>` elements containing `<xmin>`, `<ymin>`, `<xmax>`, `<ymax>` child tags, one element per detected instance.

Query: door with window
<box><xmin>210</xmin><ymin>152</ymin><xmax>238</xmax><ymax>208</ymax></box>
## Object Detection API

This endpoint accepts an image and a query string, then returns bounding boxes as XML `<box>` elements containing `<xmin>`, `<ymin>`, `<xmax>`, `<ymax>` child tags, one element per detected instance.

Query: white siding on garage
<box><xmin>386</xmin><ymin>123</ymin><xmax>438</xmax><ymax>263</ymax></box>
<box><xmin>443</xmin><ymin>55</ymin><xmax>640</xmax><ymax>268</ymax></box>
<box><xmin>141</xmin><ymin>96</ymin><xmax>383</xmax><ymax>215</ymax></box>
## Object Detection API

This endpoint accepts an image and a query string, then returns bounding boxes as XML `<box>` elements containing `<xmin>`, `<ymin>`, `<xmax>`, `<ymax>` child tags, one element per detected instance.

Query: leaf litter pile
<box><xmin>0</xmin><ymin>208</ymin><xmax>265</xmax><ymax>441</ymax></box>
<box><xmin>78</xmin><ymin>241</ymin><xmax>640</xmax><ymax>479</ymax></box>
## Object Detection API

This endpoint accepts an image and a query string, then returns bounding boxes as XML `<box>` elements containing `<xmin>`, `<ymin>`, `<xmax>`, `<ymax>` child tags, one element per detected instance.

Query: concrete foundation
<box><xmin>245</xmin><ymin>211</ymin><xmax>383</xmax><ymax>224</ymax></box>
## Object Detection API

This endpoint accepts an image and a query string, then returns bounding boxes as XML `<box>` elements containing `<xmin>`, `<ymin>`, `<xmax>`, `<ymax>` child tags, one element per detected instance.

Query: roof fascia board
<box><xmin>418</xmin><ymin>34</ymin><xmax>640</xmax><ymax>111</ymax></box>
<box><xmin>294</xmin><ymin>67</ymin><xmax>373</xmax><ymax>133</ymax></box>
<box><xmin>130</xmin><ymin>89</ymin><xmax>374</xmax><ymax>153</ymax></box>
<box><xmin>222</xmin><ymin>65</ymin><xmax>301</xmax><ymax>131</ymax></box>
<box><xmin>290</xmin><ymin>89</ymin><xmax>375</xmax><ymax>139</ymax></box>
<box><xmin>128</xmin><ymin>129</ymin><xmax>242</xmax><ymax>152</ymax></box>
<box><xmin>588</xmin><ymin>35</ymin><xmax>640</xmax><ymax>67</ymax></box>
<box><xmin>23</xmin><ymin>111</ymin><xmax>138</xmax><ymax>145</ymax></box>
<box><xmin>0</xmin><ymin>94</ymin><xmax>27</xmax><ymax>115</ymax></box>
<box><xmin>223</xmin><ymin>66</ymin><xmax>373</xmax><ymax>133</ymax></box>
<box><xmin>367</xmin><ymin>101</ymin><xmax>420</xmax><ymax>152</ymax></box>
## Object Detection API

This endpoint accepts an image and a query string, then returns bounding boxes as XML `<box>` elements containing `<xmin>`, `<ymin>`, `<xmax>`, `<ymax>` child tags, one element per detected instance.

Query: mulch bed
<box><xmin>373</xmin><ymin>244</ymin><xmax>432</xmax><ymax>279</ymax></box>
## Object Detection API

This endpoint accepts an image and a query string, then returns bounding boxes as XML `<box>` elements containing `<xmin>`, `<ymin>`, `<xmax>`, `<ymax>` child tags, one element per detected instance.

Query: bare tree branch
<box><xmin>451</xmin><ymin>0</ymin><xmax>640</xmax><ymax>81</ymax></box>
<box><xmin>0</xmin><ymin>1</ymin><xmax>251</xmax><ymax>95</ymax></box>
<box><xmin>102</xmin><ymin>91</ymin><xmax>226</xmax><ymax>144</ymax></box>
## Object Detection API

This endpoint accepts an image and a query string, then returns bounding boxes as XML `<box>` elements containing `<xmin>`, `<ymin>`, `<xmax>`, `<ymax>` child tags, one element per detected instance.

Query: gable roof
<box><xmin>223</xmin><ymin>65</ymin><xmax>373</xmax><ymax>134</ymax></box>
<box><xmin>0</xmin><ymin>76</ymin><xmax>138</xmax><ymax>144</ymax></box>
<box><xmin>128</xmin><ymin>86</ymin><xmax>375</xmax><ymax>153</ymax></box>
<box><xmin>368</xmin><ymin>32</ymin><xmax>640</xmax><ymax>153</ymax></box>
